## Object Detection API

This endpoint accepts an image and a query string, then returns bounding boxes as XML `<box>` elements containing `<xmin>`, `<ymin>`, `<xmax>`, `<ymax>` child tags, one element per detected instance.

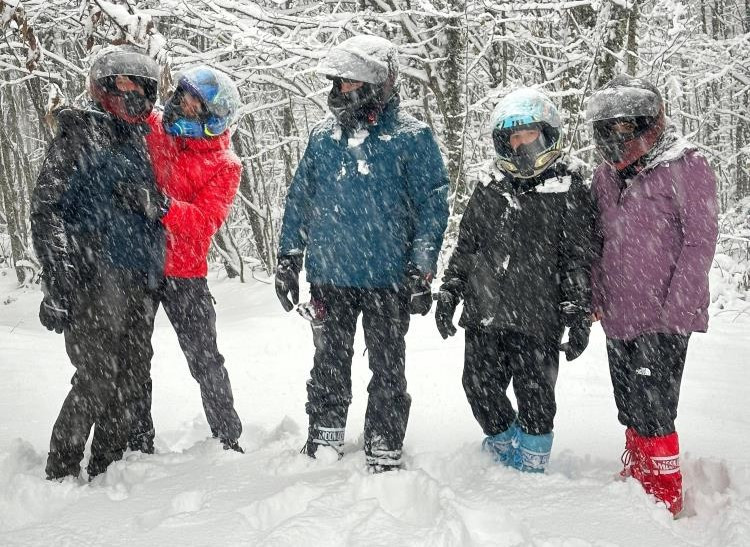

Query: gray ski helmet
<box><xmin>317</xmin><ymin>35</ymin><xmax>399</xmax><ymax>89</ymax></box>
<box><xmin>585</xmin><ymin>74</ymin><xmax>662</xmax><ymax>123</ymax></box>
<box><xmin>89</xmin><ymin>46</ymin><xmax>160</xmax><ymax>122</ymax></box>
<box><xmin>89</xmin><ymin>45</ymin><xmax>160</xmax><ymax>89</ymax></box>
<box><xmin>586</xmin><ymin>75</ymin><xmax>666</xmax><ymax>168</ymax></box>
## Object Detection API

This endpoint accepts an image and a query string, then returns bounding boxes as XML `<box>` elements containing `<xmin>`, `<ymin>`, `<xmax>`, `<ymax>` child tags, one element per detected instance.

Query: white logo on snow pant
<box><xmin>313</xmin><ymin>426</ymin><xmax>345</xmax><ymax>445</ymax></box>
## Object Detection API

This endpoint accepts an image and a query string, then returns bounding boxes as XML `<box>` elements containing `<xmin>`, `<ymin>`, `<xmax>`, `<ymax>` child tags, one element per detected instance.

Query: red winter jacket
<box><xmin>146</xmin><ymin>112</ymin><xmax>242</xmax><ymax>278</ymax></box>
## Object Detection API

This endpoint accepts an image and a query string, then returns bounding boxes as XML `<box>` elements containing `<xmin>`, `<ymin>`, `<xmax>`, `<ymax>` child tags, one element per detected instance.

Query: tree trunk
<box><xmin>232</xmin><ymin>129</ymin><xmax>274</xmax><ymax>273</ymax></box>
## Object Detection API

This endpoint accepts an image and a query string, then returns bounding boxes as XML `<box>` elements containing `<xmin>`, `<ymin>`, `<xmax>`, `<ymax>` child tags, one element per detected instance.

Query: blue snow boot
<box><xmin>481</xmin><ymin>422</ymin><xmax>518</xmax><ymax>466</ymax></box>
<box><xmin>511</xmin><ymin>429</ymin><xmax>553</xmax><ymax>473</ymax></box>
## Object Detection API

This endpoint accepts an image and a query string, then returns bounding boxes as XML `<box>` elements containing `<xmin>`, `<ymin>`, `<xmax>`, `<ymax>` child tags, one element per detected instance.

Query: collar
<box><xmin>488</xmin><ymin>162</ymin><xmax>569</xmax><ymax>194</ymax></box>
<box><xmin>173</xmin><ymin>131</ymin><xmax>231</xmax><ymax>152</ymax></box>
<box><xmin>149</xmin><ymin>110</ymin><xmax>231</xmax><ymax>152</ymax></box>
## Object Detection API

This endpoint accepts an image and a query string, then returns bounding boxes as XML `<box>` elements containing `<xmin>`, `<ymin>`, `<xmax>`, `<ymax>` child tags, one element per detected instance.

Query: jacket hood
<box><xmin>639</xmin><ymin>121</ymin><xmax>696</xmax><ymax>172</ymax></box>
<box><xmin>56</xmin><ymin>105</ymin><xmax>150</xmax><ymax>139</ymax></box>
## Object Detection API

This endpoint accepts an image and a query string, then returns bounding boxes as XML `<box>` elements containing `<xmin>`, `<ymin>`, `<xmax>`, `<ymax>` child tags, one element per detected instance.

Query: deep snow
<box><xmin>1</xmin><ymin>270</ymin><xmax>748</xmax><ymax>546</ymax></box>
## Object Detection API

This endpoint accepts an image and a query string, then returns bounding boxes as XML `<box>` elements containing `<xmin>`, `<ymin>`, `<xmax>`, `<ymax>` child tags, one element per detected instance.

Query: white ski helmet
<box><xmin>317</xmin><ymin>35</ymin><xmax>399</xmax><ymax>88</ymax></box>
<box><xmin>317</xmin><ymin>35</ymin><xmax>400</xmax><ymax>127</ymax></box>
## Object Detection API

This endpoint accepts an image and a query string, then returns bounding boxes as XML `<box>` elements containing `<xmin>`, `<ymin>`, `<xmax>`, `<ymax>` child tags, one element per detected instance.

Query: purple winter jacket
<box><xmin>591</xmin><ymin>146</ymin><xmax>719</xmax><ymax>341</ymax></box>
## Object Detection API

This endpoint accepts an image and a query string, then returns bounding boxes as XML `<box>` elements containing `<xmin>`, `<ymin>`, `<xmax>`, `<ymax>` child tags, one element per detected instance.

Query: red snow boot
<box><xmin>633</xmin><ymin>431</ymin><xmax>683</xmax><ymax>516</ymax></box>
<box><xmin>620</xmin><ymin>427</ymin><xmax>642</xmax><ymax>480</ymax></box>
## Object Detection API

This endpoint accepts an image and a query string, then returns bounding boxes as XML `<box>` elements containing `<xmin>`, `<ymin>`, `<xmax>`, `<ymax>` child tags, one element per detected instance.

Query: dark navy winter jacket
<box><xmin>279</xmin><ymin>101</ymin><xmax>450</xmax><ymax>288</ymax></box>
<box><xmin>31</xmin><ymin>107</ymin><xmax>165</xmax><ymax>286</ymax></box>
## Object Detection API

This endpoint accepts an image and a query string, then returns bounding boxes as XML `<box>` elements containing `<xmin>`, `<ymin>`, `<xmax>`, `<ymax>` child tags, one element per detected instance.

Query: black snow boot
<box><xmin>302</xmin><ymin>422</ymin><xmax>345</xmax><ymax>460</ymax></box>
<box><xmin>128</xmin><ymin>431</ymin><xmax>155</xmax><ymax>454</ymax></box>
<box><xmin>367</xmin><ymin>462</ymin><xmax>402</xmax><ymax>474</ymax></box>
<box><xmin>221</xmin><ymin>438</ymin><xmax>244</xmax><ymax>454</ymax></box>
<box><xmin>86</xmin><ymin>456</ymin><xmax>111</xmax><ymax>480</ymax></box>
<box><xmin>45</xmin><ymin>452</ymin><xmax>81</xmax><ymax>481</ymax></box>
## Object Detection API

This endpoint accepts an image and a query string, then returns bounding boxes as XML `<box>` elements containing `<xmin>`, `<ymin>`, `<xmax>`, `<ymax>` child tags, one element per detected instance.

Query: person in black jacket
<box><xmin>31</xmin><ymin>46</ymin><xmax>166</xmax><ymax>480</ymax></box>
<box><xmin>436</xmin><ymin>88</ymin><xmax>596</xmax><ymax>472</ymax></box>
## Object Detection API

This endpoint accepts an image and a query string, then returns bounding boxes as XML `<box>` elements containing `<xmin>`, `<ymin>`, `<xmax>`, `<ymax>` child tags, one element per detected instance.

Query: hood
<box><xmin>638</xmin><ymin>121</ymin><xmax>696</xmax><ymax>173</ymax></box>
<box><xmin>56</xmin><ymin>105</ymin><xmax>150</xmax><ymax>141</ymax></box>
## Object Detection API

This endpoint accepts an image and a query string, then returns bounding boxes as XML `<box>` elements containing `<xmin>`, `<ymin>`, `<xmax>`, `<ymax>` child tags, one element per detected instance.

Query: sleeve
<box><xmin>589</xmin><ymin>175</ymin><xmax>605</xmax><ymax>316</ymax></box>
<box><xmin>278</xmin><ymin>139</ymin><xmax>317</xmax><ymax>258</ymax></box>
<box><xmin>559</xmin><ymin>172</ymin><xmax>598</xmax><ymax>320</ymax></box>
<box><xmin>440</xmin><ymin>186</ymin><xmax>485</xmax><ymax>297</ymax></box>
<box><xmin>160</xmin><ymin>159</ymin><xmax>241</xmax><ymax>242</ymax></box>
<box><xmin>660</xmin><ymin>152</ymin><xmax>719</xmax><ymax>326</ymax></box>
<box><xmin>405</xmin><ymin>127</ymin><xmax>451</xmax><ymax>275</ymax></box>
<box><xmin>30</xmin><ymin>135</ymin><xmax>74</xmax><ymax>277</ymax></box>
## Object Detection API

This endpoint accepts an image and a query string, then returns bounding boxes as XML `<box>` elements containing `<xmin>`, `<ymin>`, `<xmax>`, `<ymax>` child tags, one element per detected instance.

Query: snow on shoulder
<box><xmin>395</xmin><ymin>110</ymin><xmax>429</xmax><ymax>135</ymax></box>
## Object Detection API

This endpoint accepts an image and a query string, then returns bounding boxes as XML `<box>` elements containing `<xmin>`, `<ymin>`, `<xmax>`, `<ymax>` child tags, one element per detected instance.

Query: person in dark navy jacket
<box><xmin>275</xmin><ymin>35</ymin><xmax>450</xmax><ymax>472</ymax></box>
<box><xmin>31</xmin><ymin>47</ymin><xmax>164</xmax><ymax>480</ymax></box>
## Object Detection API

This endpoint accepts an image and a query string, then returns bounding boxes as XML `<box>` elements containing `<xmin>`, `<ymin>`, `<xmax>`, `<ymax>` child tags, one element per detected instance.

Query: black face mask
<box><xmin>327</xmin><ymin>79</ymin><xmax>381</xmax><ymax>130</ymax></box>
<box><xmin>99</xmin><ymin>76</ymin><xmax>156</xmax><ymax>119</ymax></box>
<box><xmin>511</xmin><ymin>136</ymin><xmax>549</xmax><ymax>177</ymax></box>
<box><xmin>120</xmin><ymin>91</ymin><xmax>153</xmax><ymax>118</ymax></box>
<box><xmin>493</xmin><ymin>127</ymin><xmax>551</xmax><ymax>178</ymax></box>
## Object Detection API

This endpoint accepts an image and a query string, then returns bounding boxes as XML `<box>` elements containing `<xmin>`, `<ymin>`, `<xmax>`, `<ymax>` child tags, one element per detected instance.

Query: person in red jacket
<box><xmin>121</xmin><ymin>66</ymin><xmax>244</xmax><ymax>453</ymax></box>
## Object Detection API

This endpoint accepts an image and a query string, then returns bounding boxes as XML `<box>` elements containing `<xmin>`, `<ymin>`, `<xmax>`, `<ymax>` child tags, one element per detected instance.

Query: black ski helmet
<box><xmin>89</xmin><ymin>46</ymin><xmax>159</xmax><ymax>123</ymax></box>
<box><xmin>586</xmin><ymin>74</ymin><xmax>666</xmax><ymax>170</ymax></box>
<box><xmin>317</xmin><ymin>35</ymin><xmax>400</xmax><ymax>128</ymax></box>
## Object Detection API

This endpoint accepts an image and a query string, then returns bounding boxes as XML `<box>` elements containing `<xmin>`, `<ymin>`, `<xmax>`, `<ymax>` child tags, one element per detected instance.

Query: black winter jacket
<box><xmin>31</xmin><ymin>107</ymin><xmax>165</xmax><ymax>292</ymax></box>
<box><xmin>441</xmin><ymin>162</ymin><xmax>596</xmax><ymax>340</ymax></box>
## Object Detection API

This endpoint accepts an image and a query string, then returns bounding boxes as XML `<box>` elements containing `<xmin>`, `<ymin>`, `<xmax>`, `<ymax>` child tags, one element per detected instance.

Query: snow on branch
<box><xmin>0</xmin><ymin>0</ymin><xmax>42</xmax><ymax>70</ymax></box>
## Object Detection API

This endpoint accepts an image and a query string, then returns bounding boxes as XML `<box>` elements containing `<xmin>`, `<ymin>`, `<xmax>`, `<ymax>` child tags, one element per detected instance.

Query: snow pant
<box><xmin>305</xmin><ymin>285</ymin><xmax>411</xmax><ymax>463</ymax></box>
<box><xmin>607</xmin><ymin>333</ymin><xmax>690</xmax><ymax>437</ymax></box>
<box><xmin>46</xmin><ymin>267</ymin><xmax>156</xmax><ymax>479</ymax></box>
<box><xmin>463</xmin><ymin>329</ymin><xmax>560</xmax><ymax>436</ymax></box>
<box><xmin>127</xmin><ymin>277</ymin><xmax>242</xmax><ymax>449</ymax></box>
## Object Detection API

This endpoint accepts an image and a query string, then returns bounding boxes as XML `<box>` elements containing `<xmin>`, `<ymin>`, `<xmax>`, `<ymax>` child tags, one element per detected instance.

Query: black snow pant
<box><xmin>127</xmin><ymin>277</ymin><xmax>242</xmax><ymax>450</ymax></box>
<box><xmin>462</xmin><ymin>328</ymin><xmax>560</xmax><ymax>436</ymax></box>
<box><xmin>305</xmin><ymin>285</ymin><xmax>411</xmax><ymax>464</ymax></box>
<box><xmin>46</xmin><ymin>266</ymin><xmax>156</xmax><ymax>480</ymax></box>
<box><xmin>607</xmin><ymin>333</ymin><xmax>690</xmax><ymax>437</ymax></box>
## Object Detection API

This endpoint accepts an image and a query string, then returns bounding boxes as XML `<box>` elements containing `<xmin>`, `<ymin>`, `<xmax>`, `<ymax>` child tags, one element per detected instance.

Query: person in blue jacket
<box><xmin>275</xmin><ymin>35</ymin><xmax>450</xmax><ymax>472</ymax></box>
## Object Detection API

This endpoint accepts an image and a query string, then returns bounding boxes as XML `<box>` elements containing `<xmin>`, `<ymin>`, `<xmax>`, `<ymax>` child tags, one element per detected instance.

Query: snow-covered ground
<box><xmin>1</xmin><ymin>269</ymin><xmax>748</xmax><ymax>546</ymax></box>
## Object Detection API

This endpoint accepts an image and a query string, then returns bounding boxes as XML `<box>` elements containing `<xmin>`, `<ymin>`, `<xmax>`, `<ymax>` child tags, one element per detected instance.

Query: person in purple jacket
<box><xmin>586</xmin><ymin>75</ymin><xmax>719</xmax><ymax>516</ymax></box>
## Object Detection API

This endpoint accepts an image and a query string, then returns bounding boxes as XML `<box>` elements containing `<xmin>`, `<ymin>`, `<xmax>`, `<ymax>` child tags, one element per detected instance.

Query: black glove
<box><xmin>39</xmin><ymin>265</ymin><xmax>72</xmax><ymax>334</ymax></box>
<box><xmin>406</xmin><ymin>266</ymin><xmax>433</xmax><ymax>315</ymax></box>
<box><xmin>560</xmin><ymin>321</ymin><xmax>591</xmax><ymax>361</ymax></box>
<box><xmin>114</xmin><ymin>181</ymin><xmax>170</xmax><ymax>221</ymax></box>
<box><xmin>435</xmin><ymin>289</ymin><xmax>459</xmax><ymax>339</ymax></box>
<box><xmin>275</xmin><ymin>255</ymin><xmax>302</xmax><ymax>312</ymax></box>
<box><xmin>39</xmin><ymin>295</ymin><xmax>69</xmax><ymax>334</ymax></box>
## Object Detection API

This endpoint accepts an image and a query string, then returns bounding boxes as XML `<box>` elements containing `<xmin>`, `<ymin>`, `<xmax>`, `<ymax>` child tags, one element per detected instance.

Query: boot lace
<box><xmin>620</xmin><ymin>448</ymin><xmax>635</xmax><ymax>476</ymax></box>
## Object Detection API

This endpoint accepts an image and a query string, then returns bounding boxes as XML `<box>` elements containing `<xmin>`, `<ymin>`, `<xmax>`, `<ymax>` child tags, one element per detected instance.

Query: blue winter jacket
<box><xmin>279</xmin><ymin>101</ymin><xmax>450</xmax><ymax>288</ymax></box>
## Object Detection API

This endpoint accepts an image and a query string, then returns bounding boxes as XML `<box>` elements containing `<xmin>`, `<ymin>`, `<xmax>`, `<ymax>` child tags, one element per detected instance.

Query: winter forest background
<box><xmin>0</xmin><ymin>0</ymin><xmax>748</xmax><ymax>305</ymax></box>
